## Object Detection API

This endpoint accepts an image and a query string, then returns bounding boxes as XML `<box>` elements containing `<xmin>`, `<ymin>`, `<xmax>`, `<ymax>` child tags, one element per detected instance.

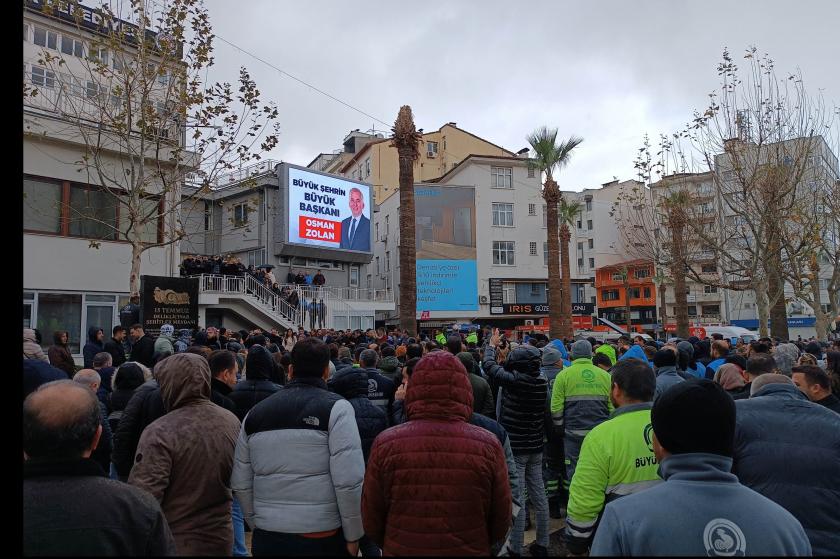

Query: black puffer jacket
<box><xmin>229</xmin><ymin>345</ymin><xmax>282</xmax><ymax>421</ymax></box>
<box><xmin>112</xmin><ymin>380</ymin><xmax>165</xmax><ymax>479</ymax></box>
<box><xmin>482</xmin><ymin>345</ymin><xmax>547</xmax><ymax>455</ymax></box>
<box><xmin>328</xmin><ymin>367</ymin><xmax>388</xmax><ymax>462</ymax></box>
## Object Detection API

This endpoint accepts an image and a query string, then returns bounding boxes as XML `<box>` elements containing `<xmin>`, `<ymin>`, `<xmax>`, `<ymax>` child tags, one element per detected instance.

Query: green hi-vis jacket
<box><xmin>435</xmin><ymin>333</ymin><xmax>447</xmax><ymax>345</ymax></box>
<box><xmin>564</xmin><ymin>402</ymin><xmax>662</xmax><ymax>553</ymax></box>
<box><xmin>550</xmin><ymin>357</ymin><xmax>613</xmax><ymax>437</ymax></box>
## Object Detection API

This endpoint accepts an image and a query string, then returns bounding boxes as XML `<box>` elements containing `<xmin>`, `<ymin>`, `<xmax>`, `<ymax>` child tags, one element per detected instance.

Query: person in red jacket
<box><xmin>362</xmin><ymin>351</ymin><xmax>511</xmax><ymax>555</ymax></box>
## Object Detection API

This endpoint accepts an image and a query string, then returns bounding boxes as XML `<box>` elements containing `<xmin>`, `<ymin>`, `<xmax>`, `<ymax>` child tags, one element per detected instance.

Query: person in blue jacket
<box><xmin>550</xmin><ymin>339</ymin><xmax>571</xmax><ymax>367</ymax></box>
<box><xmin>618</xmin><ymin>344</ymin><xmax>649</xmax><ymax>363</ymax></box>
<box><xmin>591</xmin><ymin>379</ymin><xmax>811</xmax><ymax>556</ymax></box>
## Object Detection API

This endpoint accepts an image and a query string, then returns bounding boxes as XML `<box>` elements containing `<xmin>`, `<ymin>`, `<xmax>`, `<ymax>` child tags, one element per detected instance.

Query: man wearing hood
<box><xmin>229</xmin><ymin>345</ymin><xmax>283</xmax><ymax>421</ymax></box>
<box><xmin>173</xmin><ymin>329</ymin><xmax>192</xmax><ymax>353</ymax></box>
<box><xmin>551</xmin><ymin>340</ymin><xmax>613</xmax><ymax>501</ymax></box>
<box><xmin>676</xmin><ymin>340</ymin><xmax>706</xmax><ymax>379</ymax></box>
<box><xmin>617</xmin><ymin>343</ymin><xmax>649</xmax><ymax>364</ymax></box>
<box><xmin>773</xmin><ymin>342</ymin><xmax>800</xmax><ymax>376</ymax></box>
<box><xmin>154</xmin><ymin>324</ymin><xmax>176</xmax><ymax>356</ymax></box>
<box><xmin>594</xmin><ymin>343</ymin><xmax>617</xmax><ymax>367</ymax></box>
<box><xmin>82</xmin><ymin>327</ymin><xmax>104</xmax><ymax>369</ymax></box>
<box><xmin>48</xmin><ymin>330</ymin><xmax>76</xmax><ymax>377</ymax></box>
<box><xmin>376</xmin><ymin>344</ymin><xmax>402</xmax><ymax>384</ymax></box>
<box><xmin>363</xmin><ymin>352</ymin><xmax>511</xmax><ymax>556</ymax></box>
<box><xmin>129</xmin><ymin>353</ymin><xmax>240</xmax><ymax>555</ymax></box>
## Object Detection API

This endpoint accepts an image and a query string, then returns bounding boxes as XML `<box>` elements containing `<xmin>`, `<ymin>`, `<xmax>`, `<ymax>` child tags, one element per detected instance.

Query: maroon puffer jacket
<box><xmin>362</xmin><ymin>351</ymin><xmax>511</xmax><ymax>556</ymax></box>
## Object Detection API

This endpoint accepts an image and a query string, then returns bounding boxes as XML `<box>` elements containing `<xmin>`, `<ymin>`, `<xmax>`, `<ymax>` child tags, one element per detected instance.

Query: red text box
<box><xmin>299</xmin><ymin>215</ymin><xmax>341</xmax><ymax>243</ymax></box>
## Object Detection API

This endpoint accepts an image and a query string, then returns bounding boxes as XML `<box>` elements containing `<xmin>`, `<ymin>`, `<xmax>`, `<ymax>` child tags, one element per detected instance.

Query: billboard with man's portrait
<box><xmin>286</xmin><ymin>166</ymin><xmax>372</xmax><ymax>254</ymax></box>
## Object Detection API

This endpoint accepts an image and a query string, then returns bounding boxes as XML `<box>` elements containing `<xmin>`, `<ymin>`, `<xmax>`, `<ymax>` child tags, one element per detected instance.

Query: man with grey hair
<box><xmin>358</xmin><ymin>349</ymin><xmax>396</xmax><ymax>418</ymax></box>
<box><xmin>24</xmin><ymin>380</ymin><xmax>175</xmax><ymax>556</ymax></box>
<box><xmin>550</xmin><ymin>340</ymin><xmax>613</xmax><ymax>496</ymax></box>
<box><xmin>73</xmin><ymin>369</ymin><xmax>113</xmax><ymax>473</ymax></box>
<box><xmin>93</xmin><ymin>351</ymin><xmax>115</xmax><ymax>409</ymax></box>
<box><xmin>772</xmin><ymin>343</ymin><xmax>800</xmax><ymax>376</ymax></box>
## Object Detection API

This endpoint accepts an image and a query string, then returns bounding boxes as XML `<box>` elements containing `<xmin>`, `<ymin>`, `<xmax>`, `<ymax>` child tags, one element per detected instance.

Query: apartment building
<box><xmin>594</xmin><ymin>260</ymin><xmax>657</xmax><ymax>333</ymax></box>
<box><xmin>337</xmin><ymin>122</ymin><xmax>515</xmax><ymax>204</ymax></box>
<box><xmin>23</xmin><ymin>0</ymin><xmax>182</xmax><ymax>355</ymax></box>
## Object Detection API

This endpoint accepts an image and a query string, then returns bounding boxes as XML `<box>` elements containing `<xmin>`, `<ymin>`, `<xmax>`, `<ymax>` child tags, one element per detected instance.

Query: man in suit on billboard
<box><xmin>339</xmin><ymin>187</ymin><xmax>370</xmax><ymax>252</ymax></box>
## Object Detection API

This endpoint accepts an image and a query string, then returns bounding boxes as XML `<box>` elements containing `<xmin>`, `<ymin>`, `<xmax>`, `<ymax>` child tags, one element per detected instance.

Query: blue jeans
<box><xmin>511</xmin><ymin>452</ymin><xmax>550</xmax><ymax>553</ymax></box>
<box><xmin>232</xmin><ymin>497</ymin><xmax>248</xmax><ymax>556</ymax></box>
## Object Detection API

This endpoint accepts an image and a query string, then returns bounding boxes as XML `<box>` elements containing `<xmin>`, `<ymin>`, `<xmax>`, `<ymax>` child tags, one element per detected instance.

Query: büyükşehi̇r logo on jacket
<box><xmin>703</xmin><ymin>518</ymin><xmax>746</xmax><ymax>556</ymax></box>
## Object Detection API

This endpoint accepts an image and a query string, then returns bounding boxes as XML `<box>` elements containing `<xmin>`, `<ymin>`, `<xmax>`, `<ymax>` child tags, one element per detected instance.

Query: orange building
<box><xmin>594</xmin><ymin>260</ymin><xmax>657</xmax><ymax>333</ymax></box>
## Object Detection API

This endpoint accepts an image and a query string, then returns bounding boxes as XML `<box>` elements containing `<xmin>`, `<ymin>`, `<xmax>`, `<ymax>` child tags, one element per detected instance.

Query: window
<box><xmin>503</xmin><ymin>283</ymin><xmax>516</xmax><ymax>303</ymax></box>
<box><xmin>577</xmin><ymin>220</ymin><xmax>582</xmax><ymax>229</ymax></box>
<box><xmin>612</xmin><ymin>272</ymin><xmax>624</xmax><ymax>281</ymax></box>
<box><xmin>33</xmin><ymin>26</ymin><xmax>57</xmax><ymax>50</ymax></box>
<box><xmin>89</xmin><ymin>47</ymin><xmax>108</xmax><ymax>65</ymax></box>
<box><xmin>375</xmin><ymin>222</ymin><xmax>379</xmax><ymax>241</ymax></box>
<box><xmin>492</xmin><ymin>203</ymin><xmax>514</xmax><ymax>227</ymax></box>
<box><xmin>385</xmin><ymin>251</ymin><xmax>390</xmax><ymax>272</ymax></box>
<box><xmin>701</xmin><ymin>304</ymin><xmax>720</xmax><ymax>316</ymax></box>
<box><xmin>588</xmin><ymin>257</ymin><xmax>594</xmax><ymax>268</ymax></box>
<box><xmin>24</xmin><ymin>178</ymin><xmax>62</xmax><ymax>233</ymax></box>
<box><xmin>246</xmin><ymin>248</ymin><xmax>266</xmax><ymax>267</ymax></box>
<box><xmin>531</xmin><ymin>283</ymin><xmax>543</xmax><ymax>296</ymax></box>
<box><xmin>493</xmin><ymin>241</ymin><xmax>515</xmax><ymax>265</ymax></box>
<box><xmin>528</xmin><ymin>203</ymin><xmax>536</xmax><ymax>216</ymax></box>
<box><xmin>542</xmin><ymin>205</ymin><xmax>547</xmax><ymax>228</ymax></box>
<box><xmin>350</xmin><ymin>266</ymin><xmax>360</xmax><ymax>287</ymax></box>
<box><xmin>687</xmin><ymin>305</ymin><xmax>698</xmax><ymax>317</ymax></box>
<box><xmin>578</xmin><ymin>258</ymin><xmax>584</xmax><ymax>268</ymax></box>
<box><xmin>588</xmin><ymin>238</ymin><xmax>594</xmax><ymax>249</ymax></box>
<box><xmin>364</xmin><ymin>157</ymin><xmax>371</xmax><ymax>178</ymax></box>
<box><xmin>233</xmin><ymin>203</ymin><xmax>248</xmax><ymax>227</ymax></box>
<box><xmin>60</xmin><ymin>35</ymin><xmax>84</xmax><ymax>58</ymax></box>
<box><xmin>603</xmin><ymin>289</ymin><xmax>619</xmax><ymax>301</ymax></box>
<box><xmin>577</xmin><ymin>242</ymin><xmax>584</xmax><ymax>253</ymax></box>
<box><xmin>491</xmin><ymin>167</ymin><xmax>512</xmax><ymax>188</ymax></box>
<box><xmin>644</xmin><ymin>287</ymin><xmax>651</xmax><ymax>298</ymax></box>
<box><xmin>69</xmin><ymin>187</ymin><xmax>118</xmax><ymax>240</ymax></box>
<box><xmin>585</xmin><ymin>199</ymin><xmax>592</xmax><ymax>211</ymax></box>
<box><xmin>384</xmin><ymin>215</ymin><xmax>389</xmax><ymax>237</ymax></box>
<box><xmin>529</xmin><ymin>242</ymin><xmax>537</xmax><ymax>255</ymax></box>
<box><xmin>375</xmin><ymin>256</ymin><xmax>380</xmax><ymax>276</ymax></box>
<box><xmin>701</xmin><ymin>263</ymin><xmax>717</xmax><ymax>273</ymax></box>
<box><xmin>23</xmin><ymin>22</ymin><xmax>29</xmax><ymax>41</ymax></box>
<box><xmin>86</xmin><ymin>81</ymin><xmax>105</xmax><ymax>101</ymax></box>
<box><xmin>819</xmin><ymin>278</ymin><xmax>829</xmax><ymax>290</ymax></box>
<box><xmin>634</xmin><ymin>267</ymin><xmax>650</xmax><ymax>279</ymax></box>
<box><xmin>704</xmin><ymin>285</ymin><xmax>718</xmax><ymax>294</ymax></box>
<box><xmin>112</xmin><ymin>53</ymin><xmax>124</xmax><ymax>72</ymax></box>
<box><xmin>587</xmin><ymin>219</ymin><xmax>593</xmax><ymax>230</ymax></box>
<box><xmin>37</xmin><ymin>293</ymin><xmax>83</xmax><ymax>354</ymax></box>
<box><xmin>204</xmin><ymin>201</ymin><xmax>213</xmax><ymax>231</ymax></box>
<box><xmin>527</xmin><ymin>166</ymin><xmax>535</xmax><ymax>178</ymax></box>
<box><xmin>427</xmin><ymin>141</ymin><xmax>438</xmax><ymax>156</ymax></box>
<box><xmin>544</xmin><ymin>242</ymin><xmax>548</xmax><ymax>266</ymax></box>
<box><xmin>31</xmin><ymin>66</ymin><xmax>56</xmax><ymax>89</ymax></box>
<box><xmin>119</xmin><ymin>196</ymin><xmax>159</xmax><ymax>244</ymax></box>
<box><xmin>157</xmin><ymin>70</ymin><xmax>169</xmax><ymax>85</ymax></box>
<box><xmin>629</xmin><ymin>287</ymin><xmax>641</xmax><ymax>299</ymax></box>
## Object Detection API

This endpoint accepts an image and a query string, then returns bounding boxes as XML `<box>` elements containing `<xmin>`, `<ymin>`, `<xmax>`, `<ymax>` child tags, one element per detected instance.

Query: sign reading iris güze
<box><xmin>286</xmin><ymin>166</ymin><xmax>372</xmax><ymax>253</ymax></box>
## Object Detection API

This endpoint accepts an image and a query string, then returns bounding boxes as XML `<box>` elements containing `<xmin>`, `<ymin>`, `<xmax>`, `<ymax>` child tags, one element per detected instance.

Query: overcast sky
<box><xmin>201</xmin><ymin>0</ymin><xmax>840</xmax><ymax>191</ymax></box>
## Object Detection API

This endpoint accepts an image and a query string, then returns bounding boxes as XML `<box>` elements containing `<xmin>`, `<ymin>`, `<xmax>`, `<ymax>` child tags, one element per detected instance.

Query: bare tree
<box><xmin>24</xmin><ymin>0</ymin><xmax>279</xmax><ymax>297</ymax></box>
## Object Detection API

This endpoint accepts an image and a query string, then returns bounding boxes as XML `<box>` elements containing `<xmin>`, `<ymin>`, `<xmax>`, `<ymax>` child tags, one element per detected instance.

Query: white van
<box><xmin>703</xmin><ymin>326</ymin><xmax>760</xmax><ymax>343</ymax></box>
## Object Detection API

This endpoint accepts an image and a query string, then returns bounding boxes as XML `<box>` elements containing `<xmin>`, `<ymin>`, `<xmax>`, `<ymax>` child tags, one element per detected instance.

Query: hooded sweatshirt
<box><xmin>594</xmin><ymin>344</ymin><xmax>617</xmax><ymax>366</ymax></box>
<box><xmin>591</xmin><ymin>453</ymin><xmax>811</xmax><ymax>556</ymax></box>
<box><xmin>377</xmin><ymin>355</ymin><xmax>402</xmax><ymax>383</ymax></box>
<box><xmin>153</xmin><ymin>325</ymin><xmax>176</xmax><ymax>356</ymax></box>
<box><xmin>654</xmin><ymin>365</ymin><xmax>686</xmax><ymax>401</ymax></box>
<box><xmin>677</xmin><ymin>341</ymin><xmax>706</xmax><ymax>379</ymax></box>
<box><xmin>229</xmin><ymin>345</ymin><xmax>282</xmax><ymax>421</ymax></box>
<box><xmin>82</xmin><ymin>326</ymin><xmax>104</xmax><ymax>369</ymax></box>
<box><xmin>47</xmin><ymin>331</ymin><xmax>76</xmax><ymax>377</ymax></box>
<box><xmin>550</xmin><ymin>339</ymin><xmax>572</xmax><ymax>367</ymax></box>
<box><xmin>24</xmin><ymin>329</ymin><xmax>50</xmax><ymax>363</ymax></box>
<box><xmin>328</xmin><ymin>368</ymin><xmax>388</xmax><ymax>462</ymax></box>
<box><xmin>618</xmin><ymin>344</ymin><xmax>649</xmax><ymax>364</ymax></box>
<box><xmin>128</xmin><ymin>353</ymin><xmax>240</xmax><ymax>556</ymax></box>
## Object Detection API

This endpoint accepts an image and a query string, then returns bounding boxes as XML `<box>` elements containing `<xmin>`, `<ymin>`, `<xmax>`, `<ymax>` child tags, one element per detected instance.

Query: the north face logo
<box><xmin>302</xmin><ymin>416</ymin><xmax>319</xmax><ymax>427</ymax></box>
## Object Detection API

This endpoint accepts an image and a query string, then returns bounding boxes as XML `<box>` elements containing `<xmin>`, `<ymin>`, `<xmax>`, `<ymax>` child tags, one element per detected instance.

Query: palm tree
<box><xmin>527</xmin><ymin>127</ymin><xmax>583</xmax><ymax>341</ymax></box>
<box><xmin>558</xmin><ymin>197</ymin><xmax>583</xmax><ymax>338</ymax></box>
<box><xmin>392</xmin><ymin>106</ymin><xmax>422</xmax><ymax>336</ymax></box>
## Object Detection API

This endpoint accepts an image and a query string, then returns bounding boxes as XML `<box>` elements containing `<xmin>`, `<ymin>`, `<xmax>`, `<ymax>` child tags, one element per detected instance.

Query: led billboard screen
<box><xmin>286</xmin><ymin>166</ymin><xmax>372</xmax><ymax>253</ymax></box>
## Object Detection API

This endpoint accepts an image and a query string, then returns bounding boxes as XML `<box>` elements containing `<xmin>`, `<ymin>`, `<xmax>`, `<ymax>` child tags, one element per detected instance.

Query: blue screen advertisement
<box><xmin>414</xmin><ymin>186</ymin><xmax>477</xmax><ymax>312</ymax></box>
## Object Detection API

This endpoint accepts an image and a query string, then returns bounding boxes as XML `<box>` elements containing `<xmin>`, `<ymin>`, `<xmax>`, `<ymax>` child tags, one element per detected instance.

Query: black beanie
<box><xmin>653</xmin><ymin>349</ymin><xmax>677</xmax><ymax>368</ymax></box>
<box><xmin>651</xmin><ymin>378</ymin><xmax>735</xmax><ymax>457</ymax></box>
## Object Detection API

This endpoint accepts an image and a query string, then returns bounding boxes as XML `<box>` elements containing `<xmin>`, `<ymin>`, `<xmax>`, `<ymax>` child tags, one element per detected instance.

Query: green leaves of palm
<box><xmin>558</xmin><ymin>198</ymin><xmax>582</xmax><ymax>227</ymax></box>
<box><xmin>526</xmin><ymin>126</ymin><xmax>584</xmax><ymax>181</ymax></box>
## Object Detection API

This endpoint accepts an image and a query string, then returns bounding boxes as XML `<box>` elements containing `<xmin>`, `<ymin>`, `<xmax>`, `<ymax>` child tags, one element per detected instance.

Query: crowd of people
<box><xmin>23</xmin><ymin>322</ymin><xmax>840</xmax><ymax>556</ymax></box>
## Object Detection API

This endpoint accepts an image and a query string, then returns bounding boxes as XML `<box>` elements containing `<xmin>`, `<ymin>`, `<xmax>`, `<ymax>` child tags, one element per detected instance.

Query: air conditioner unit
<box><xmin>479</xmin><ymin>295</ymin><xmax>488</xmax><ymax>303</ymax></box>
<box><xmin>524</xmin><ymin>319</ymin><xmax>535</xmax><ymax>326</ymax></box>
<box><xmin>426</xmin><ymin>151</ymin><xmax>436</xmax><ymax>158</ymax></box>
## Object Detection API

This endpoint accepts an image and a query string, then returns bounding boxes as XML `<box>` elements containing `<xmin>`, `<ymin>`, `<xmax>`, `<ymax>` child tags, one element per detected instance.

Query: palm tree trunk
<box><xmin>624</xmin><ymin>275</ymin><xmax>633</xmax><ymax>333</ymax></box>
<box><xmin>545</xmin><ymin>179</ymin><xmax>562</xmax><ymax>340</ymax></box>
<box><xmin>559</xmin><ymin>223</ymin><xmax>573</xmax><ymax>338</ymax></box>
<box><xmin>394</xmin><ymin>106</ymin><xmax>420</xmax><ymax>337</ymax></box>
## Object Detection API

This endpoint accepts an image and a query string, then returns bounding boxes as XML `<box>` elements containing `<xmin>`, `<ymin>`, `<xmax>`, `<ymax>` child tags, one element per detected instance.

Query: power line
<box><xmin>213</xmin><ymin>34</ymin><xmax>391</xmax><ymax>128</ymax></box>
